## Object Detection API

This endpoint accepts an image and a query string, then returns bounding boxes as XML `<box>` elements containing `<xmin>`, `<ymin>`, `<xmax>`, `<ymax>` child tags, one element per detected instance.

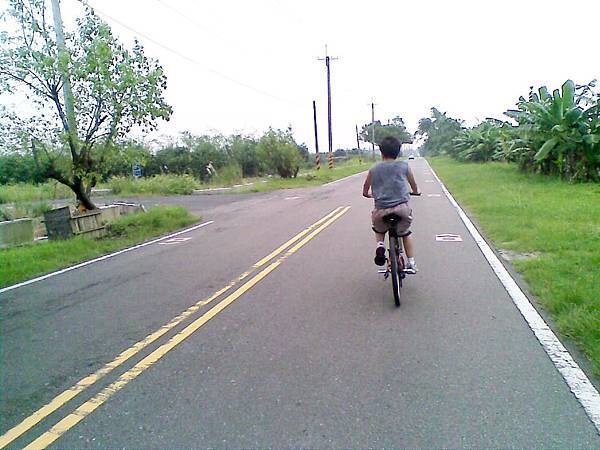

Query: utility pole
<box><xmin>318</xmin><ymin>45</ymin><xmax>338</xmax><ymax>168</ymax></box>
<box><xmin>371</xmin><ymin>100</ymin><xmax>376</xmax><ymax>161</ymax></box>
<box><xmin>50</xmin><ymin>0</ymin><xmax>77</xmax><ymax>140</ymax></box>
<box><xmin>355</xmin><ymin>124</ymin><xmax>362</xmax><ymax>164</ymax></box>
<box><xmin>313</xmin><ymin>100</ymin><xmax>320</xmax><ymax>170</ymax></box>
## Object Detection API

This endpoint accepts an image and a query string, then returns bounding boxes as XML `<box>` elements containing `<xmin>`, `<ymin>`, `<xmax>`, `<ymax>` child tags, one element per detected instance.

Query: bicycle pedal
<box><xmin>377</xmin><ymin>268</ymin><xmax>388</xmax><ymax>274</ymax></box>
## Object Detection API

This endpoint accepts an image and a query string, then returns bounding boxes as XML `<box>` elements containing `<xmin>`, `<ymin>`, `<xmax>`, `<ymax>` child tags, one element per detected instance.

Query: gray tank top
<box><xmin>370</xmin><ymin>160</ymin><xmax>410</xmax><ymax>209</ymax></box>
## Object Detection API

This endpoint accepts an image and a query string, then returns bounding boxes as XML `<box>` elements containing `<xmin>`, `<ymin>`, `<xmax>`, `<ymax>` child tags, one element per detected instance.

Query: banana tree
<box><xmin>505</xmin><ymin>80</ymin><xmax>599</xmax><ymax>181</ymax></box>
<box><xmin>452</xmin><ymin>121</ymin><xmax>503</xmax><ymax>162</ymax></box>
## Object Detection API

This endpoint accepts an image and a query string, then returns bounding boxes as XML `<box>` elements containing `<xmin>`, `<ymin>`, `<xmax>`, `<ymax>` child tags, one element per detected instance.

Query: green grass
<box><xmin>0</xmin><ymin>206</ymin><xmax>199</xmax><ymax>288</ymax></box>
<box><xmin>0</xmin><ymin>181</ymin><xmax>73</xmax><ymax>204</ymax></box>
<box><xmin>106</xmin><ymin>174</ymin><xmax>200</xmax><ymax>196</ymax></box>
<box><xmin>244</xmin><ymin>157</ymin><xmax>369</xmax><ymax>192</ymax></box>
<box><xmin>1</xmin><ymin>201</ymin><xmax>52</xmax><ymax>221</ymax></box>
<box><xmin>428</xmin><ymin>157</ymin><xmax>600</xmax><ymax>377</ymax></box>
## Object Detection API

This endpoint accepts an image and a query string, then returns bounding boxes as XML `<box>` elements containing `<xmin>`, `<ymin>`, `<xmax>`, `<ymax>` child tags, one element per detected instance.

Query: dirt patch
<box><xmin>498</xmin><ymin>249</ymin><xmax>540</xmax><ymax>261</ymax></box>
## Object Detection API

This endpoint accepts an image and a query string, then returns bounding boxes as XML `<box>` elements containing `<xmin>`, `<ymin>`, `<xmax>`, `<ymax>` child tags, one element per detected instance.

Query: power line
<box><xmin>78</xmin><ymin>0</ymin><xmax>301</xmax><ymax>106</ymax></box>
<box><xmin>153</xmin><ymin>0</ymin><xmax>257</xmax><ymax>58</ymax></box>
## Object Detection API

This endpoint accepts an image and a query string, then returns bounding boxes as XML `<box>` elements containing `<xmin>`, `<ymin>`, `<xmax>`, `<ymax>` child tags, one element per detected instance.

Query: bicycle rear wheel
<box><xmin>389</xmin><ymin>236</ymin><xmax>402</xmax><ymax>307</ymax></box>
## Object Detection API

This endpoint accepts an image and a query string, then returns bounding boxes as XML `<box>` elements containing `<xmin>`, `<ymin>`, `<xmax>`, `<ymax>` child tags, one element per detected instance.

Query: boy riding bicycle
<box><xmin>362</xmin><ymin>136</ymin><xmax>420</xmax><ymax>273</ymax></box>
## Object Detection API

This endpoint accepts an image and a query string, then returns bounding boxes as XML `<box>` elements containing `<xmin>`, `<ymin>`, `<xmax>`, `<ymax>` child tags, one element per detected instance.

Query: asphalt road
<box><xmin>1</xmin><ymin>160</ymin><xmax>599</xmax><ymax>447</ymax></box>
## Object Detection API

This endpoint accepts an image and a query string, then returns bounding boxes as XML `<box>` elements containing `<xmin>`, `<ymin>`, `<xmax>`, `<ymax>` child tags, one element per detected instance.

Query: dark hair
<box><xmin>378</xmin><ymin>136</ymin><xmax>401</xmax><ymax>159</ymax></box>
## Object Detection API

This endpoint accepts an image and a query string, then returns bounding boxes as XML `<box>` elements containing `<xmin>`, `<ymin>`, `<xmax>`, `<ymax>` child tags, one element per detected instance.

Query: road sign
<box><xmin>133</xmin><ymin>164</ymin><xmax>142</xmax><ymax>178</ymax></box>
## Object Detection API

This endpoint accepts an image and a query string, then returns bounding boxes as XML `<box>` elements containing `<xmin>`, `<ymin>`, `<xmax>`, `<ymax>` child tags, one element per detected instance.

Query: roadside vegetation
<box><xmin>0</xmin><ymin>206</ymin><xmax>198</xmax><ymax>288</ymax></box>
<box><xmin>418</xmin><ymin>80</ymin><xmax>599</xmax><ymax>181</ymax></box>
<box><xmin>244</xmin><ymin>157</ymin><xmax>369</xmax><ymax>192</ymax></box>
<box><xmin>0</xmin><ymin>155</ymin><xmax>371</xmax><ymax>203</ymax></box>
<box><xmin>428</xmin><ymin>157</ymin><xmax>600</xmax><ymax>377</ymax></box>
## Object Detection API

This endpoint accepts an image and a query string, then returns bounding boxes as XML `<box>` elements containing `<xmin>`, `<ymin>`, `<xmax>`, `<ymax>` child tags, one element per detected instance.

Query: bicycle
<box><xmin>378</xmin><ymin>192</ymin><xmax>421</xmax><ymax>307</ymax></box>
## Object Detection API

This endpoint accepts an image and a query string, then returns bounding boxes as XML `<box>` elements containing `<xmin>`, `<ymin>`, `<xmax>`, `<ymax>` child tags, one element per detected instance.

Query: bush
<box><xmin>256</xmin><ymin>129</ymin><xmax>303</xmax><ymax>178</ymax></box>
<box><xmin>213</xmin><ymin>162</ymin><xmax>243</xmax><ymax>186</ymax></box>
<box><xmin>228</xmin><ymin>135</ymin><xmax>260</xmax><ymax>177</ymax></box>
<box><xmin>108</xmin><ymin>174</ymin><xmax>199</xmax><ymax>195</ymax></box>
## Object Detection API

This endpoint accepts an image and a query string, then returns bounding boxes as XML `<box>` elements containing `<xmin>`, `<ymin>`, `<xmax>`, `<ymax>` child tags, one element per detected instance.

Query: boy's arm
<box><xmin>406</xmin><ymin>166</ymin><xmax>419</xmax><ymax>194</ymax></box>
<box><xmin>362</xmin><ymin>170</ymin><xmax>372</xmax><ymax>198</ymax></box>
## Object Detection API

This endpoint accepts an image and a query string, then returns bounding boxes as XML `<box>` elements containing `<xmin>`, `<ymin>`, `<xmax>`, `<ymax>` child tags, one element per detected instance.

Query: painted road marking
<box><xmin>0</xmin><ymin>207</ymin><xmax>345</xmax><ymax>449</ymax></box>
<box><xmin>427</xmin><ymin>160</ymin><xmax>600</xmax><ymax>433</ymax></box>
<box><xmin>158</xmin><ymin>237</ymin><xmax>192</xmax><ymax>245</ymax></box>
<box><xmin>323</xmin><ymin>170</ymin><xmax>367</xmax><ymax>187</ymax></box>
<box><xmin>425</xmin><ymin>180</ymin><xmax>435</xmax><ymax>183</ymax></box>
<box><xmin>0</xmin><ymin>221</ymin><xmax>214</xmax><ymax>294</ymax></box>
<box><xmin>284</xmin><ymin>196</ymin><xmax>301</xmax><ymax>200</ymax></box>
<box><xmin>427</xmin><ymin>194</ymin><xmax>442</xmax><ymax>198</ymax></box>
<box><xmin>436</xmin><ymin>234</ymin><xmax>463</xmax><ymax>242</ymax></box>
<box><xmin>23</xmin><ymin>206</ymin><xmax>351</xmax><ymax>449</ymax></box>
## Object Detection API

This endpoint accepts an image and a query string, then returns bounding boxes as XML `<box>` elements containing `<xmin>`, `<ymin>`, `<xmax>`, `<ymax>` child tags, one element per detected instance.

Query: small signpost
<box><xmin>132</xmin><ymin>164</ymin><xmax>142</xmax><ymax>178</ymax></box>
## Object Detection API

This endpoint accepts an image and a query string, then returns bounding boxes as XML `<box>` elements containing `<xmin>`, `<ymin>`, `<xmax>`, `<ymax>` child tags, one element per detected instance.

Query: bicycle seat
<box><xmin>382</xmin><ymin>213</ymin><xmax>401</xmax><ymax>223</ymax></box>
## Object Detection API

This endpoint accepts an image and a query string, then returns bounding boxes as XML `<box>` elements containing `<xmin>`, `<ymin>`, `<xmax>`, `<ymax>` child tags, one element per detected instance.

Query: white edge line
<box><xmin>0</xmin><ymin>221</ymin><xmax>214</xmax><ymax>294</ymax></box>
<box><xmin>323</xmin><ymin>170</ymin><xmax>368</xmax><ymax>187</ymax></box>
<box><xmin>425</xmin><ymin>159</ymin><xmax>600</xmax><ymax>432</ymax></box>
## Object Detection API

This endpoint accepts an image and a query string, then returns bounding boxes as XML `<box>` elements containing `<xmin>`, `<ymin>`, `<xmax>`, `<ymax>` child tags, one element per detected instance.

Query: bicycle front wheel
<box><xmin>389</xmin><ymin>236</ymin><xmax>402</xmax><ymax>307</ymax></box>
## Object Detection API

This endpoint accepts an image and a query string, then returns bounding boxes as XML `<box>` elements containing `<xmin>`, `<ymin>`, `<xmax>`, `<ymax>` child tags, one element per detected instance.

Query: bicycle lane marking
<box><xmin>24</xmin><ymin>206</ymin><xmax>351</xmax><ymax>449</ymax></box>
<box><xmin>0</xmin><ymin>221</ymin><xmax>215</xmax><ymax>294</ymax></box>
<box><xmin>426</xmin><ymin>160</ymin><xmax>600</xmax><ymax>433</ymax></box>
<box><xmin>0</xmin><ymin>207</ymin><xmax>345</xmax><ymax>449</ymax></box>
<box><xmin>322</xmin><ymin>170</ymin><xmax>367</xmax><ymax>187</ymax></box>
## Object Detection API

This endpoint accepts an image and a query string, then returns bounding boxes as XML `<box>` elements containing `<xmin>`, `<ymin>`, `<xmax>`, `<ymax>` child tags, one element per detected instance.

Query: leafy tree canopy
<box><xmin>0</xmin><ymin>0</ymin><xmax>172</xmax><ymax>208</ymax></box>
<box><xmin>360</xmin><ymin>116</ymin><xmax>413</xmax><ymax>146</ymax></box>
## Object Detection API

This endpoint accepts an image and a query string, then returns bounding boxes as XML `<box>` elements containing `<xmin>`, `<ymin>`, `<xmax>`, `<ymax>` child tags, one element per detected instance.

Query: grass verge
<box><xmin>428</xmin><ymin>157</ymin><xmax>600</xmax><ymax>377</ymax></box>
<box><xmin>244</xmin><ymin>158</ymin><xmax>369</xmax><ymax>192</ymax></box>
<box><xmin>0</xmin><ymin>206</ymin><xmax>199</xmax><ymax>288</ymax></box>
<box><xmin>0</xmin><ymin>181</ymin><xmax>73</xmax><ymax>204</ymax></box>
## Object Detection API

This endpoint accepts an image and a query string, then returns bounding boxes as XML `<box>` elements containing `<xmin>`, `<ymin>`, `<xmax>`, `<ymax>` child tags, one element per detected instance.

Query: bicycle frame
<box><xmin>377</xmin><ymin>216</ymin><xmax>406</xmax><ymax>307</ymax></box>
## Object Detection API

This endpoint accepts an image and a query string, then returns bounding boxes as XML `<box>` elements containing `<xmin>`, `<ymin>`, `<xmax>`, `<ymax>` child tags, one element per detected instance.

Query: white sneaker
<box><xmin>404</xmin><ymin>261</ymin><xmax>418</xmax><ymax>274</ymax></box>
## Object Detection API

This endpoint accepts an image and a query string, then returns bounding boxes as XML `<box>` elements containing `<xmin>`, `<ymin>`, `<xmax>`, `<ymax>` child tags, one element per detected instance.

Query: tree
<box><xmin>504</xmin><ymin>80</ymin><xmax>600</xmax><ymax>180</ymax></box>
<box><xmin>0</xmin><ymin>0</ymin><xmax>172</xmax><ymax>209</ymax></box>
<box><xmin>228</xmin><ymin>134</ymin><xmax>259</xmax><ymax>177</ymax></box>
<box><xmin>256</xmin><ymin>128</ymin><xmax>303</xmax><ymax>178</ymax></box>
<box><xmin>416</xmin><ymin>108</ymin><xmax>463</xmax><ymax>156</ymax></box>
<box><xmin>360</xmin><ymin>116</ymin><xmax>413</xmax><ymax>146</ymax></box>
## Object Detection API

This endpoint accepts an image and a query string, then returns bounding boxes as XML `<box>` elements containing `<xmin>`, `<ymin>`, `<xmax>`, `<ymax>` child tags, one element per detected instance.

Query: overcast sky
<box><xmin>6</xmin><ymin>0</ymin><xmax>600</xmax><ymax>150</ymax></box>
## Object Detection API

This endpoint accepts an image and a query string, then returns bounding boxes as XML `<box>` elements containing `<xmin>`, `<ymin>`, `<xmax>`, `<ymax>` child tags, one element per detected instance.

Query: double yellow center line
<box><xmin>2</xmin><ymin>205</ymin><xmax>351</xmax><ymax>449</ymax></box>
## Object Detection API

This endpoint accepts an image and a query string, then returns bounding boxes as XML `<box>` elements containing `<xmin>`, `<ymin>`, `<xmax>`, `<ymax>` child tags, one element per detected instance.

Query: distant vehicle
<box><xmin>408</xmin><ymin>155</ymin><xmax>415</xmax><ymax>160</ymax></box>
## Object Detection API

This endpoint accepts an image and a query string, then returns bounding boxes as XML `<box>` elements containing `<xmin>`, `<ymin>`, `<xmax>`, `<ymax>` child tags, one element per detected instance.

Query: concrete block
<box><xmin>44</xmin><ymin>206</ymin><xmax>74</xmax><ymax>240</ymax></box>
<box><xmin>113</xmin><ymin>202</ymin><xmax>145</xmax><ymax>215</ymax></box>
<box><xmin>0</xmin><ymin>218</ymin><xmax>34</xmax><ymax>248</ymax></box>
<box><xmin>99</xmin><ymin>205</ymin><xmax>120</xmax><ymax>223</ymax></box>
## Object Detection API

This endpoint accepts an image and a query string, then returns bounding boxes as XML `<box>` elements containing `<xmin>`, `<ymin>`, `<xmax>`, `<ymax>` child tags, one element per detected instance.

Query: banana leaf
<box><xmin>552</xmin><ymin>90</ymin><xmax>564</xmax><ymax>121</ymax></box>
<box><xmin>583</xmin><ymin>134</ymin><xmax>600</xmax><ymax>145</ymax></box>
<box><xmin>565</xmin><ymin>107</ymin><xmax>583</xmax><ymax>126</ymax></box>
<box><xmin>534</xmin><ymin>137</ymin><xmax>558</xmax><ymax>161</ymax></box>
<box><xmin>561</xmin><ymin>80</ymin><xmax>576</xmax><ymax>109</ymax></box>
<box><xmin>538</xmin><ymin>86</ymin><xmax>551</xmax><ymax>101</ymax></box>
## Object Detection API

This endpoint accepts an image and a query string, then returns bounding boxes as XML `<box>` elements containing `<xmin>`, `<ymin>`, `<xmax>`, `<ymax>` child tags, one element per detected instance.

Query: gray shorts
<box><xmin>371</xmin><ymin>202</ymin><xmax>413</xmax><ymax>235</ymax></box>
